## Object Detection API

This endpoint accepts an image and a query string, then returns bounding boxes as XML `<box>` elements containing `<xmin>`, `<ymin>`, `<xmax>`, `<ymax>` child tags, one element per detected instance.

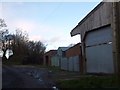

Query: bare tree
<box><xmin>1</xmin><ymin>19</ymin><xmax>46</xmax><ymax>65</ymax></box>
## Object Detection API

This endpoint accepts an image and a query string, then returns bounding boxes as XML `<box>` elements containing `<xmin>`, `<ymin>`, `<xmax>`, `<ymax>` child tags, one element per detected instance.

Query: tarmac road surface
<box><xmin>2</xmin><ymin>65</ymin><xmax>57</xmax><ymax>89</ymax></box>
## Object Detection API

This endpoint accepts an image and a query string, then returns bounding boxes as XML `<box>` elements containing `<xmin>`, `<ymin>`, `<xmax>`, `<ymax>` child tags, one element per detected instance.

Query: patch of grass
<box><xmin>46</xmin><ymin>66</ymin><xmax>62</xmax><ymax>72</ymax></box>
<box><xmin>2</xmin><ymin>55</ymin><xmax>24</xmax><ymax>65</ymax></box>
<box><xmin>35</xmin><ymin>65</ymin><xmax>62</xmax><ymax>72</ymax></box>
<box><xmin>56</xmin><ymin>76</ymin><xmax>119</xmax><ymax>88</ymax></box>
<box><xmin>2</xmin><ymin>59</ymin><xmax>21</xmax><ymax>65</ymax></box>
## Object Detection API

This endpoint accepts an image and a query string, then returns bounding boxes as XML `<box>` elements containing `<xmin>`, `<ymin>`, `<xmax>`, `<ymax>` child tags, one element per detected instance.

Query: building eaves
<box><xmin>70</xmin><ymin>2</ymin><xmax>103</xmax><ymax>37</ymax></box>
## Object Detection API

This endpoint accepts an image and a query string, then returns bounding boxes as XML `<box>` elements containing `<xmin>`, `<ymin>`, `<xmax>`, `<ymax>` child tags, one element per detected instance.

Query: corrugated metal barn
<box><xmin>71</xmin><ymin>2</ymin><xmax>120</xmax><ymax>74</ymax></box>
<box><xmin>44</xmin><ymin>50</ymin><xmax>57</xmax><ymax>66</ymax></box>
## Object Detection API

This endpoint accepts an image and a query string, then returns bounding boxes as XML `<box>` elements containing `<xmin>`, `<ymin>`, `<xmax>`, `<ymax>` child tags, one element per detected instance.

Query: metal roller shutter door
<box><xmin>85</xmin><ymin>26</ymin><xmax>114</xmax><ymax>73</ymax></box>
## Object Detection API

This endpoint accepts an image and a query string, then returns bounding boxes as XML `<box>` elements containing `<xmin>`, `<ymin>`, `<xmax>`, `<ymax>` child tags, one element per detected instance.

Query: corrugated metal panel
<box><xmin>51</xmin><ymin>56</ymin><xmax>59</xmax><ymax>67</ymax></box>
<box><xmin>86</xmin><ymin>44</ymin><xmax>114</xmax><ymax>73</ymax></box>
<box><xmin>61</xmin><ymin>58</ymin><xmax>68</xmax><ymax>70</ymax></box>
<box><xmin>86</xmin><ymin>26</ymin><xmax>114</xmax><ymax>73</ymax></box>
<box><xmin>51</xmin><ymin>57</ymin><xmax>54</xmax><ymax>66</ymax></box>
<box><xmin>68</xmin><ymin>57</ymin><xmax>74</xmax><ymax>71</ymax></box>
<box><xmin>73</xmin><ymin>56</ymin><xmax>80</xmax><ymax>72</ymax></box>
<box><xmin>55</xmin><ymin>56</ymin><xmax>59</xmax><ymax>67</ymax></box>
<box><xmin>86</xmin><ymin>26</ymin><xmax>112</xmax><ymax>47</ymax></box>
<box><xmin>68</xmin><ymin>56</ymin><xmax>80</xmax><ymax>72</ymax></box>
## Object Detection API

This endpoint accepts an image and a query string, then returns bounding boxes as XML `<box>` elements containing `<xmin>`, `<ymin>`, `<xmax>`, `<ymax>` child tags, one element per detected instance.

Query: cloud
<box><xmin>61</xmin><ymin>35</ymin><xmax>81</xmax><ymax>44</ymax></box>
<box><xmin>29</xmin><ymin>35</ymin><xmax>42</xmax><ymax>41</ymax></box>
<box><xmin>13</xmin><ymin>19</ymin><xmax>36</xmax><ymax>33</ymax></box>
<box><xmin>29</xmin><ymin>35</ymin><xmax>47</xmax><ymax>43</ymax></box>
<box><xmin>5</xmin><ymin>18</ymin><xmax>63</xmax><ymax>43</ymax></box>
<box><xmin>47</xmin><ymin>36</ymin><xmax>61</xmax><ymax>44</ymax></box>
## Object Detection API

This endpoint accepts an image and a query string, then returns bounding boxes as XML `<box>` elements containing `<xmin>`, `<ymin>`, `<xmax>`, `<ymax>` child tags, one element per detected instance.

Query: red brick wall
<box><xmin>44</xmin><ymin>50</ymin><xmax>57</xmax><ymax>66</ymax></box>
<box><xmin>66</xmin><ymin>43</ymin><xmax>81</xmax><ymax>57</ymax></box>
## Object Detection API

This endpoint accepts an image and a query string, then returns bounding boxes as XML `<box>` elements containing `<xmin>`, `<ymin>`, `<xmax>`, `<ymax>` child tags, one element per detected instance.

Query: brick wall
<box><xmin>66</xmin><ymin>43</ymin><xmax>81</xmax><ymax>57</ymax></box>
<box><xmin>44</xmin><ymin>50</ymin><xmax>57</xmax><ymax>66</ymax></box>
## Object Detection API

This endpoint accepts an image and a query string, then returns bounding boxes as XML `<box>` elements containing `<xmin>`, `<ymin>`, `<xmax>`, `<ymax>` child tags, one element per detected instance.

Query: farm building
<box><xmin>65</xmin><ymin>43</ymin><xmax>83</xmax><ymax>73</ymax></box>
<box><xmin>71</xmin><ymin>2</ymin><xmax>120</xmax><ymax>74</ymax></box>
<box><xmin>44</xmin><ymin>50</ymin><xmax>57</xmax><ymax>66</ymax></box>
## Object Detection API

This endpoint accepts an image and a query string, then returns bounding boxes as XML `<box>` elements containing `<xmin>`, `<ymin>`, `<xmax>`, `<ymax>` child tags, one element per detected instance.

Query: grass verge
<box><xmin>56</xmin><ymin>75</ymin><xmax>119</xmax><ymax>88</ymax></box>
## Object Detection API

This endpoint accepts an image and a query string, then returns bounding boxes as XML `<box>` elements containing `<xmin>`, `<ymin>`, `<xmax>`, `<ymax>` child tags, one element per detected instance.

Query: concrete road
<box><xmin>2</xmin><ymin>65</ymin><xmax>57</xmax><ymax>89</ymax></box>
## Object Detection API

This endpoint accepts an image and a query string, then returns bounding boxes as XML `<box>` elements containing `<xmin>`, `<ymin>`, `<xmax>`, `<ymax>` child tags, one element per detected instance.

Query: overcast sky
<box><xmin>0</xmin><ymin>1</ymin><xmax>101</xmax><ymax>51</ymax></box>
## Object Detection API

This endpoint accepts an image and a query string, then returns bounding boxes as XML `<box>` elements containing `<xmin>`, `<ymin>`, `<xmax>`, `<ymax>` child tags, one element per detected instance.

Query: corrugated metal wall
<box><xmin>51</xmin><ymin>56</ymin><xmax>80</xmax><ymax>72</ymax></box>
<box><xmin>51</xmin><ymin>56</ymin><xmax>59</xmax><ymax>67</ymax></box>
<box><xmin>73</xmin><ymin>56</ymin><xmax>80</xmax><ymax>72</ymax></box>
<box><xmin>68</xmin><ymin>57</ymin><xmax>74</xmax><ymax>71</ymax></box>
<box><xmin>60</xmin><ymin>57</ymin><xmax>68</xmax><ymax>70</ymax></box>
<box><xmin>86</xmin><ymin>44</ymin><xmax>114</xmax><ymax>73</ymax></box>
<box><xmin>50</xmin><ymin>47</ymin><xmax>81</xmax><ymax>72</ymax></box>
<box><xmin>51</xmin><ymin>57</ymin><xmax>55</xmax><ymax>66</ymax></box>
<box><xmin>68</xmin><ymin>56</ymin><xmax>80</xmax><ymax>72</ymax></box>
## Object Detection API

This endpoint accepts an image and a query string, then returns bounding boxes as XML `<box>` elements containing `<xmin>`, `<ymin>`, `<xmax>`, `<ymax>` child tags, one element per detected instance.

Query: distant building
<box><xmin>44</xmin><ymin>50</ymin><xmax>57</xmax><ymax>66</ymax></box>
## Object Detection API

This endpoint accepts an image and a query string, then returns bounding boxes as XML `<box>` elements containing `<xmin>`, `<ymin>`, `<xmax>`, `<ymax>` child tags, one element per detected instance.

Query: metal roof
<box><xmin>58</xmin><ymin>47</ymin><xmax>69</xmax><ymax>51</ymax></box>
